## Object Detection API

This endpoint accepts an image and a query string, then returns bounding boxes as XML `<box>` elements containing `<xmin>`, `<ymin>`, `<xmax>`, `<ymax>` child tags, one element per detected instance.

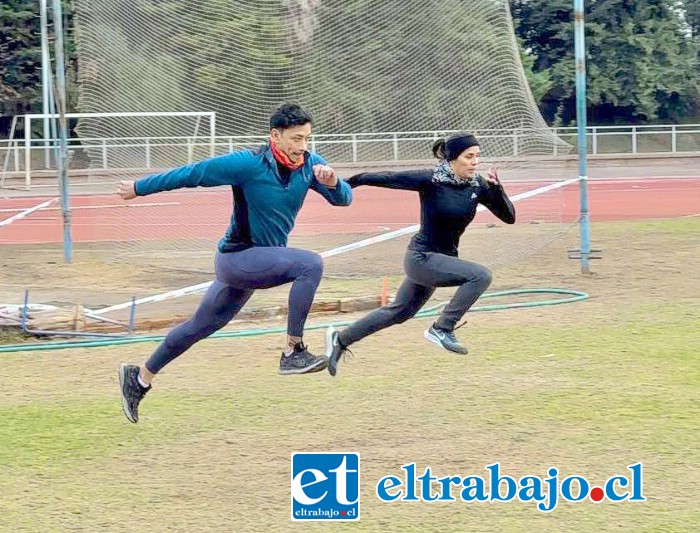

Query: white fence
<box><xmin>2</xmin><ymin>124</ymin><xmax>700</xmax><ymax>183</ymax></box>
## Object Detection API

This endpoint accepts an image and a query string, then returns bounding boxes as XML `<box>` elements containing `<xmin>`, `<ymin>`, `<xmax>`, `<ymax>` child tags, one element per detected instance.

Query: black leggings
<box><xmin>339</xmin><ymin>249</ymin><xmax>492</xmax><ymax>347</ymax></box>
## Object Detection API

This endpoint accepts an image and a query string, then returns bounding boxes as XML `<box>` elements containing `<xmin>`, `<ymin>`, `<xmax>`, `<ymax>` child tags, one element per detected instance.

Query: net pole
<box><xmin>40</xmin><ymin>0</ymin><xmax>52</xmax><ymax>169</ymax></box>
<box><xmin>574</xmin><ymin>0</ymin><xmax>591</xmax><ymax>273</ymax></box>
<box><xmin>51</xmin><ymin>0</ymin><xmax>73</xmax><ymax>263</ymax></box>
<box><xmin>24</xmin><ymin>115</ymin><xmax>31</xmax><ymax>188</ymax></box>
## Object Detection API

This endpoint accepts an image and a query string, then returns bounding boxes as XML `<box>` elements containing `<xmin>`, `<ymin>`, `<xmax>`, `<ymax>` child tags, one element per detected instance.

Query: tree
<box><xmin>1</xmin><ymin>0</ymin><xmax>41</xmax><ymax>117</ymax></box>
<box><xmin>0</xmin><ymin>0</ymin><xmax>78</xmax><ymax>136</ymax></box>
<box><xmin>518</xmin><ymin>39</ymin><xmax>553</xmax><ymax>103</ymax></box>
<box><xmin>683</xmin><ymin>0</ymin><xmax>700</xmax><ymax>36</ymax></box>
<box><xmin>511</xmin><ymin>0</ymin><xmax>698</xmax><ymax>124</ymax></box>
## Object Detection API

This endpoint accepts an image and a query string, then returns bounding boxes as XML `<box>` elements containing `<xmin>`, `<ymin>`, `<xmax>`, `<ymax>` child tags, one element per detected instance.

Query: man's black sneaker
<box><xmin>119</xmin><ymin>363</ymin><xmax>151</xmax><ymax>423</ymax></box>
<box><xmin>278</xmin><ymin>342</ymin><xmax>328</xmax><ymax>375</ymax></box>
<box><xmin>326</xmin><ymin>326</ymin><xmax>352</xmax><ymax>377</ymax></box>
<box><xmin>424</xmin><ymin>324</ymin><xmax>469</xmax><ymax>355</ymax></box>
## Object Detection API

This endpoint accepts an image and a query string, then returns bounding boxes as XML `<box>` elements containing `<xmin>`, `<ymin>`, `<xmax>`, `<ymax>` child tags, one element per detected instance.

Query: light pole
<box><xmin>51</xmin><ymin>0</ymin><xmax>73</xmax><ymax>262</ymax></box>
<box><xmin>574</xmin><ymin>0</ymin><xmax>591</xmax><ymax>273</ymax></box>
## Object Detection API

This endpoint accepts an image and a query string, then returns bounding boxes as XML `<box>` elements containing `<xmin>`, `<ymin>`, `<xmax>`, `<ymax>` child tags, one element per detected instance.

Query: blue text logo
<box><xmin>291</xmin><ymin>453</ymin><xmax>360</xmax><ymax>521</ymax></box>
<box><xmin>376</xmin><ymin>462</ymin><xmax>645</xmax><ymax>512</ymax></box>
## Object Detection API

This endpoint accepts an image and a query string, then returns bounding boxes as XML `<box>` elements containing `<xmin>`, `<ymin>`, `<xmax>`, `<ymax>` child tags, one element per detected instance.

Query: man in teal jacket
<box><xmin>117</xmin><ymin>103</ymin><xmax>352</xmax><ymax>423</ymax></box>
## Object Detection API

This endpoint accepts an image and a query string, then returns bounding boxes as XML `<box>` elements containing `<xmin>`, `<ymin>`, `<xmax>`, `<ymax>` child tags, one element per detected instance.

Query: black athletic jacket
<box><xmin>345</xmin><ymin>169</ymin><xmax>516</xmax><ymax>256</ymax></box>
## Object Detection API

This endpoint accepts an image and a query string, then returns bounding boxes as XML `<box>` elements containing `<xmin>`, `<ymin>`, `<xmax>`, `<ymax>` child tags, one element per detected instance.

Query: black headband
<box><xmin>444</xmin><ymin>133</ymin><xmax>479</xmax><ymax>160</ymax></box>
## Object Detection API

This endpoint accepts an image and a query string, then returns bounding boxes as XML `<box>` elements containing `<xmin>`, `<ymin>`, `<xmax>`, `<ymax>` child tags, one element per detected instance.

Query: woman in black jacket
<box><xmin>327</xmin><ymin>132</ymin><xmax>515</xmax><ymax>376</ymax></box>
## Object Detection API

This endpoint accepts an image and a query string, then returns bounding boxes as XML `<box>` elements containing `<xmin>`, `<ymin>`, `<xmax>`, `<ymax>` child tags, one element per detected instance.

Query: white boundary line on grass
<box><xmin>0</xmin><ymin>198</ymin><xmax>59</xmax><ymax>228</ymax></box>
<box><xmin>90</xmin><ymin>177</ymin><xmax>581</xmax><ymax>315</ymax></box>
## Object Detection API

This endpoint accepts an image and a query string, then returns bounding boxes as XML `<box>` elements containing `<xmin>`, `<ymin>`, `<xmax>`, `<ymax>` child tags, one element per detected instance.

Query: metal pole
<box><xmin>40</xmin><ymin>0</ymin><xmax>52</xmax><ymax>169</ymax></box>
<box><xmin>592</xmin><ymin>126</ymin><xmax>598</xmax><ymax>155</ymax></box>
<box><xmin>671</xmin><ymin>125</ymin><xmax>677</xmax><ymax>153</ymax></box>
<box><xmin>574</xmin><ymin>0</ymin><xmax>591</xmax><ymax>273</ymax></box>
<box><xmin>24</xmin><ymin>115</ymin><xmax>31</xmax><ymax>188</ymax></box>
<box><xmin>51</xmin><ymin>0</ymin><xmax>73</xmax><ymax>263</ymax></box>
<box><xmin>209</xmin><ymin>113</ymin><xmax>216</xmax><ymax>157</ymax></box>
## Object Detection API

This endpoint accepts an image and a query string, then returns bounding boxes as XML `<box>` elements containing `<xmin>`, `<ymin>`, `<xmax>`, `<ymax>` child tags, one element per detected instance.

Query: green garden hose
<box><xmin>0</xmin><ymin>288</ymin><xmax>588</xmax><ymax>353</ymax></box>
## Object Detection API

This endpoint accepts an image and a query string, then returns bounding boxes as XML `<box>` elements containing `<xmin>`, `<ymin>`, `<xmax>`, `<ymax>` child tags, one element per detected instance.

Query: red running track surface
<box><xmin>1</xmin><ymin>178</ymin><xmax>698</xmax><ymax>245</ymax></box>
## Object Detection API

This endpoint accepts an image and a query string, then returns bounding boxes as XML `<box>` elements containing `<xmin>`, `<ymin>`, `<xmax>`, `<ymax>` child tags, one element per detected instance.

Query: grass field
<box><xmin>1</xmin><ymin>218</ymin><xmax>698</xmax><ymax>532</ymax></box>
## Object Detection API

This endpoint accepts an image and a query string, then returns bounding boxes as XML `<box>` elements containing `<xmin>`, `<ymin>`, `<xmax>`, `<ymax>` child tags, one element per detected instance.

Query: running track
<box><xmin>1</xmin><ymin>178</ymin><xmax>698</xmax><ymax>245</ymax></box>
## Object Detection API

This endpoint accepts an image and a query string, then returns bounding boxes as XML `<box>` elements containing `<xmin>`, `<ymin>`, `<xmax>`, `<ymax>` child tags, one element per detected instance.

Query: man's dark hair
<box><xmin>269</xmin><ymin>103</ymin><xmax>314</xmax><ymax>130</ymax></box>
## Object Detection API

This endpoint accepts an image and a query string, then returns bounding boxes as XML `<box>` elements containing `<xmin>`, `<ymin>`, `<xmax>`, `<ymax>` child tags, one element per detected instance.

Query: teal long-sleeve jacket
<box><xmin>135</xmin><ymin>143</ymin><xmax>353</xmax><ymax>253</ymax></box>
